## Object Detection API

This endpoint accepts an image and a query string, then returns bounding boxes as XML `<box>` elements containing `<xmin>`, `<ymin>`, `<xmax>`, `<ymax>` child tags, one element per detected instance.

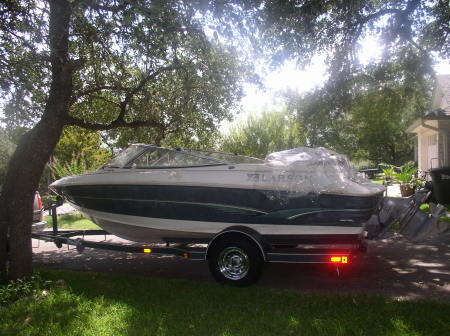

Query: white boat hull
<box><xmin>79</xmin><ymin>207</ymin><xmax>365</xmax><ymax>243</ymax></box>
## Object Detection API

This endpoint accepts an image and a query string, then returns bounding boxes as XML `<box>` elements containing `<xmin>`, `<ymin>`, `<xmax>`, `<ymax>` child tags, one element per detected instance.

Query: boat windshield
<box><xmin>131</xmin><ymin>148</ymin><xmax>223</xmax><ymax>168</ymax></box>
<box><xmin>103</xmin><ymin>145</ymin><xmax>147</xmax><ymax>168</ymax></box>
<box><xmin>183</xmin><ymin>149</ymin><xmax>263</xmax><ymax>164</ymax></box>
<box><xmin>103</xmin><ymin>145</ymin><xmax>263</xmax><ymax>168</ymax></box>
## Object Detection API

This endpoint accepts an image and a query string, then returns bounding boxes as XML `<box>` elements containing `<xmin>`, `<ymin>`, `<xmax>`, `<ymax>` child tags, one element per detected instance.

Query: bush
<box><xmin>0</xmin><ymin>273</ymin><xmax>56</xmax><ymax>306</ymax></box>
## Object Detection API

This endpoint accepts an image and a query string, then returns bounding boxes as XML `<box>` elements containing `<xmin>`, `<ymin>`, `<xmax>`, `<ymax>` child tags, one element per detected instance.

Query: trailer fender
<box><xmin>206</xmin><ymin>226</ymin><xmax>269</xmax><ymax>261</ymax></box>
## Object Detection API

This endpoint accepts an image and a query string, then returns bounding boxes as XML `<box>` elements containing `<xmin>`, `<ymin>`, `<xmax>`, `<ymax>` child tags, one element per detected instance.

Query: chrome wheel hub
<box><xmin>218</xmin><ymin>247</ymin><xmax>249</xmax><ymax>280</ymax></box>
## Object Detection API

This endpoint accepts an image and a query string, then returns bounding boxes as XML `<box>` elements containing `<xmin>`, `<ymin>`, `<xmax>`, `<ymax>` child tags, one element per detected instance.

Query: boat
<box><xmin>50</xmin><ymin>144</ymin><xmax>386</xmax><ymax>245</ymax></box>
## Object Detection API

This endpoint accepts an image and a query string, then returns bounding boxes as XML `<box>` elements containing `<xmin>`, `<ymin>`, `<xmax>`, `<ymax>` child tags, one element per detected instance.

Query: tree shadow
<box><xmin>5</xmin><ymin>268</ymin><xmax>450</xmax><ymax>336</ymax></box>
<box><xmin>32</xmin><ymin>234</ymin><xmax>450</xmax><ymax>302</ymax></box>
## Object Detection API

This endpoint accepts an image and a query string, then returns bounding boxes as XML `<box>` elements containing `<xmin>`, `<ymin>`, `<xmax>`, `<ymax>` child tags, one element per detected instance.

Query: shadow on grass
<box><xmin>1</xmin><ymin>269</ymin><xmax>449</xmax><ymax>336</ymax></box>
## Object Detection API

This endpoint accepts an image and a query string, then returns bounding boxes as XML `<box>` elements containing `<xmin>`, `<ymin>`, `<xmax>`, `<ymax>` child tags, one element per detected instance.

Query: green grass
<box><xmin>45</xmin><ymin>213</ymin><xmax>100</xmax><ymax>230</ymax></box>
<box><xmin>371</xmin><ymin>178</ymin><xmax>384</xmax><ymax>185</ymax></box>
<box><xmin>1</xmin><ymin>270</ymin><xmax>449</xmax><ymax>336</ymax></box>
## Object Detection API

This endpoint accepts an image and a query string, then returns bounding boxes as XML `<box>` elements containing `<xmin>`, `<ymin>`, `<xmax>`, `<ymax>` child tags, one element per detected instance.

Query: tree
<box><xmin>221</xmin><ymin>0</ymin><xmax>448</xmax><ymax>78</ymax></box>
<box><xmin>215</xmin><ymin>0</ymin><xmax>447</xmax><ymax>148</ymax></box>
<box><xmin>1</xmin><ymin>0</ymin><xmax>447</xmax><ymax>279</ymax></box>
<box><xmin>52</xmin><ymin>126</ymin><xmax>111</xmax><ymax>173</ymax></box>
<box><xmin>0</xmin><ymin>0</ymin><xmax>247</xmax><ymax>279</ymax></box>
<box><xmin>0</xmin><ymin>130</ymin><xmax>16</xmax><ymax>185</ymax></box>
<box><xmin>284</xmin><ymin>62</ymin><xmax>431</xmax><ymax>165</ymax></box>
<box><xmin>220</xmin><ymin>108</ymin><xmax>305</xmax><ymax>158</ymax></box>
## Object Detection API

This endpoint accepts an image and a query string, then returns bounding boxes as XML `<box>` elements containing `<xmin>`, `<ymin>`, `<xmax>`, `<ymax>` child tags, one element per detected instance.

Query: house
<box><xmin>407</xmin><ymin>74</ymin><xmax>450</xmax><ymax>171</ymax></box>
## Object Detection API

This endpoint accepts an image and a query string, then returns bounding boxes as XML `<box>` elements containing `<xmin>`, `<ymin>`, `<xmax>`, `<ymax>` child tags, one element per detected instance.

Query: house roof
<box><xmin>407</xmin><ymin>74</ymin><xmax>450</xmax><ymax>133</ymax></box>
<box><xmin>424</xmin><ymin>109</ymin><xmax>450</xmax><ymax>120</ymax></box>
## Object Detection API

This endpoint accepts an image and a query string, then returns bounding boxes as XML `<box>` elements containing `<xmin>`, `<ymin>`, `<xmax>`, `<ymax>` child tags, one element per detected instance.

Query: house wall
<box><xmin>438</xmin><ymin>120</ymin><xmax>450</xmax><ymax>167</ymax></box>
<box><xmin>418</xmin><ymin>133</ymin><xmax>426</xmax><ymax>171</ymax></box>
<box><xmin>416</xmin><ymin>120</ymin><xmax>438</xmax><ymax>171</ymax></box>
<box><xmin>410</xmin><ymin>75</ymin><xmax>450</xmax><ymax>171</ymax></box>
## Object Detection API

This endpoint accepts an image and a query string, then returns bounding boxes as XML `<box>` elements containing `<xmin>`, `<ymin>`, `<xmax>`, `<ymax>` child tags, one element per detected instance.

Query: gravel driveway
<box><xmin>32</xmin><ymin>232</ymin><xmax>450</xmax><ymax>302</ymax></box>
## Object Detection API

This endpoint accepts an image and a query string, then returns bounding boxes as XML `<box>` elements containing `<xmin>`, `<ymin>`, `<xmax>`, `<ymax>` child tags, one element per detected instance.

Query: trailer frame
<box><xmin>32</xmin><ymin>204</ymin><xmax>368</xmax><ymax>285</ymax></box>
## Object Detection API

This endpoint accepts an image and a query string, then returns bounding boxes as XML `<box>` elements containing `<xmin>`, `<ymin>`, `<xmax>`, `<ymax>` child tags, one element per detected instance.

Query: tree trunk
<box><xmin>0</xmin><ymin>0</ymin><xmax>73</xmax><ymax>279</ymax></box>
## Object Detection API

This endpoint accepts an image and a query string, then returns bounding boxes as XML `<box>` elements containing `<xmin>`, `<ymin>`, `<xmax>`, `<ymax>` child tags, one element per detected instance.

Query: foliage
<box><xmin>351</xmin><ymin>159</ymin><xmax>376</xmax><ymax>171</ymax></box>
<box><xmin>0</xmin><ymin>273</ymin><xmax>51</xmax><ymax>306</ymax></box>
<box><xmin>0</xmin><ymin>0</ymin><xmax>254</xmax><ymax>279</ymax></box>
<box><xmin>0</xmin><ymin>130</ymin><xmax>16</xmax><ymax>184</ymax></box>
<box><xmin>394</xmin><ymin>163</ymin><xmax>418</xmax><ymax>186</ymax></box>
<box><xmin>220</xmin><ymin>0</ymin><xmax>448</xmax><ymax>83</ymax></box>
<box><xmin>0</xmin><ymin>0</ymin><xmax>447</xmax><ymax>280</ymax></box>
<box><xmin>53</xmin><ymin>126</ymin><xmax>111</xmax><ymax>171</ymax></box>
<box><xmin>0</xmin><ymin>1</ymin><xmax>250</xmax><ymax>144</ymax></box>
<box><xmin>50</xmin><ymin>155</ymin><xmax>95</xmax><ymax>180</ymax></box>
<box><xmin>420</xmin><ymin>203</ymin><xmax>450</xmax><ymax>223</ymax></box>
<box><xmin>285</xmin><ymin>68</ymin><xmax>429</xmax><ymax>165</ymax></box>
<box><xmin>394</xmin><ymin>167</ymin><xmax>418</xmax><ymax>185</ymax></box>
<box><xmin>382</xmin><ymin>167</ymin><xmax>396</xmax><ymax>180</ymax></box>
<box><xmin>224</xmin><ymin>0</ymin><xmax>443</xmax><ymax>165</ymax></box>
<box><xmin>220</xmin><ymin>108</ymin><xmax>305</xmax><ymax>158</ymax></box>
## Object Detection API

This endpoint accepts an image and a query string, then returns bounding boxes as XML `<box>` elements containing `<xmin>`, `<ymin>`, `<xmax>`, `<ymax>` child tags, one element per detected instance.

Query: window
<box><xmin>184</xmin><ymin>149</ymin><xmax>263</xmax><ymax>164</ymax></box>
<box><xmin>131</xmin><ymin>148</ymin><xmax>221</xmax><ymax>168</ymax></box>
<box><xmin>104</xmin><ymin>145</ymin><xmax>146</xmax><ymax>168</ymax></box>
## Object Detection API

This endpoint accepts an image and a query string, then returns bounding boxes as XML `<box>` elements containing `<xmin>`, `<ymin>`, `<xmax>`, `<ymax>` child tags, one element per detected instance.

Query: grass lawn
<box><xmin>1</xmin><ymin>270</ymin><xmax>449</xmax><ymax>336</ymax></box>
<box><xmin>45</xmin><ymin>213</ymin><xmax>100</xmax><ymax>230</ymax></box>
<box><xmin>371</xmin><ymin>178</ymin><xmax>384</xmax><ymax>185</ymax></box>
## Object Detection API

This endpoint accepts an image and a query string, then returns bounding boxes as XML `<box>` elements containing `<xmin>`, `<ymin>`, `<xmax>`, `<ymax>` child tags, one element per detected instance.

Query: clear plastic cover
<box><xmin>263</xmin><ymin>147</ymin><xmax>386</xmax><ymax>196</ymax></box>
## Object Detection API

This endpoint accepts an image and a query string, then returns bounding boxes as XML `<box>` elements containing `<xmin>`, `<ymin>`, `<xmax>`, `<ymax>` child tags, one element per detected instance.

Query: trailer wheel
<box><xmin>208</xmin><ymin>235</ymin><xmax>264</xmax><ymax>286</ymax></box>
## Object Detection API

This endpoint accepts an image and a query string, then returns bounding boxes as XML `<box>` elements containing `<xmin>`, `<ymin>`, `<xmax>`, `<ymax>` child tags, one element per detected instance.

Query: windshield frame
<box><xmin>103</xmin><ymin>144</ymin><xmax>261</xmax><ymax>169</ymax></box>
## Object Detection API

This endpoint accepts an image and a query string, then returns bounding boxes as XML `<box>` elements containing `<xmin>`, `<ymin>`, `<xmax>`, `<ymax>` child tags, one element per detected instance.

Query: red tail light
<box><xmin>330</xmin><ymin>256</ymin><xmax>348</xmax><ymax>264</ymax></box>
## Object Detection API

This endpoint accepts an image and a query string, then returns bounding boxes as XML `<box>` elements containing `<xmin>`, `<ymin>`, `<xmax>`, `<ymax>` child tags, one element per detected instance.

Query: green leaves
<box><xmin>394</xmin><ymin>164</ymin><xmax>418</xmax><ymax>186</ymax></box>
<box><xmin>220</xmin><ymin>108</ymin><xmax>305</xmax><ymax>158</ymax></box>
<box><xmin>2</xmin><ymin>1</ymin><xmax>250</xmax><ymax>150</ymax></box>
<box><xmin>51</xmin><ymin>126</ymin><xmax>111</xmax><ymax>178</ymax></box>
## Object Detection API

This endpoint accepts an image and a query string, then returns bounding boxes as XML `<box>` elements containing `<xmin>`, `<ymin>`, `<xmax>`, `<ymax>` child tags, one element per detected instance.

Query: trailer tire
<box><xmin>208</xmin><ymin>235</ymin><xmax>264</xmax><ymax>286</ymax></box>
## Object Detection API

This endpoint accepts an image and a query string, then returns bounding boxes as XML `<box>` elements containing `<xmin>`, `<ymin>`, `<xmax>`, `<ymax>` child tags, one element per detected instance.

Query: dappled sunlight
<box><xmin>0</xmin><ymin>288</ymin><xmax>133</xmax><ymax>336</ymax></box>
<box><xmin>427</xmin><ymin>269</ymin><xmax>450</xmax><ymax>275</ymax></box>
<box><xmin>2</xmin><ymin>269</ymin><xmax>450</xmax><ymax>336</ymax></box>
<box><xmin>392</xmin><ymin>268</ymin><xmax>416</xmax><ymax>274</ymax></box>
<box><xmin>407</xmin><ymin>260</ymin><xmax>446</xmax><ymax>267</ymax></box>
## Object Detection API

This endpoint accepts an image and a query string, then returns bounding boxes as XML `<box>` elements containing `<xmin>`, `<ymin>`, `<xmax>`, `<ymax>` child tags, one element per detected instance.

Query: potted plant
<box><xmin>394</xmin><ymin>165</ymin><xmax>418</xmax><ymax>197</ymax></box>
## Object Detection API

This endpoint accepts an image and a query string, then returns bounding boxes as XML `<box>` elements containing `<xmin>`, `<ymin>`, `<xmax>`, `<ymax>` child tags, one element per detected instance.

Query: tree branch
<box><xmin>117</xmin><ymin>64</ymin><xmax>181</xmax><ymax>120</ymax></box>
<box><xmin>76</xmin><ymin>0</ymin><xmax>130</xmax><ymax>13</ymax></box>
<box><xmin>65</xmin><ymin>115</ymin><xmax>165</xmax><ymax>131</ymax></box>
<box><xmin>358</xmin><ymin>8</ymin><xmax>403</xmax><ymax>25</ymax></box>
<box><xmin>74</xmin><ymin>85</ymin><xmax>124</xmax><ymax>100</ymax></box>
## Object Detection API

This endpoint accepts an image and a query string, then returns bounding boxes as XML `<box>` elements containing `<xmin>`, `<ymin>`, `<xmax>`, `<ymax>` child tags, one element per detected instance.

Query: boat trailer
<box><xmin>32</xmin><ymin>191</ymin><xmax>448</xmax><ymax>286</ymax></box>
<box><xmin>32</xmin><ymin>203</ymin><xmax>367</xmax><ymax>285</ymax></box>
